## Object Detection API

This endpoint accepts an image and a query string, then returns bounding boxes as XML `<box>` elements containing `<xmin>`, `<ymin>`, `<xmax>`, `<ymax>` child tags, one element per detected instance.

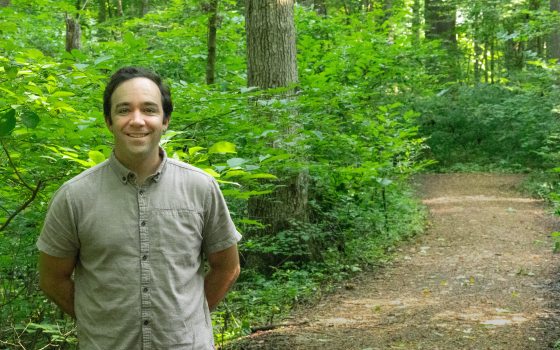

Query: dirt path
<box><xmin>229</xmin><ymin>173</ymin><xmax>560</xmax><ymax>350</ymax></box>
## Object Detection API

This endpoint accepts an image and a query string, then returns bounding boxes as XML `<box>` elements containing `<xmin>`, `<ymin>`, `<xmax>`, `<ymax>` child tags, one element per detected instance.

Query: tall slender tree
<box><xmin>205</xmin><ymin>0</ymin><xmax>219</xmax><ymax>85</ymax></box>
<box><xmin>140</xmin><ymin>0</ymin><xmax>149</xmax><ymax>16</ymax></box>
<box><xmin>65</xmin><ymin>0</ymin><xmax>83</xmax><ymax>52</ymax></box>
<box><xmin>549</xmin><ymin>0</ymin><xmax>560</xmax><ymax>61</ymax></box>
<box><xmin>98</xmin><ymin>0</ymin><xmax>107</xmax><ymax>22</ymax></box>
<box><xmin>245</xmin><ymin>0</ymin><xmax>307</xmax><ymax>235</ymax></box>
<box><xmin>424</xmin><ymin>0</ymin><xmax>457</xmax><ymax>50</ymax></box>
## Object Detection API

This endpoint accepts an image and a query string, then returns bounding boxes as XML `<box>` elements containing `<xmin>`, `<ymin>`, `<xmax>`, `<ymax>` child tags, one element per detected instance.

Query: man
<box><xmin>37</xmin><ymin>66</ymin><xmax>241</xmax><ymax>349</ymax></box>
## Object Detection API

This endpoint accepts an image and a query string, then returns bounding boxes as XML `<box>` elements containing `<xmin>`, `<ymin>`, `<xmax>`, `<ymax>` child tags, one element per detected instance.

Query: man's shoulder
<box><xmin>61</xmin><ymin>160</ymin><xmax>111</xmax><ymax>190</ymax></box>
<box><xmin>165</xmin><ymin>158</ymin><xmax>215</xmax><ymax>182</ymax></box>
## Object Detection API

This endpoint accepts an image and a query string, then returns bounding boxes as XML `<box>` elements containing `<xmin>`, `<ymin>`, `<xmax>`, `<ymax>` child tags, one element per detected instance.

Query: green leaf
<box><xmin>0</xmin><ymin>109</ymin><xmax>16</xmax><ymax>136</ymax></box>
<box><xmin>51</xmin><ymin>91</ymin><xmax>75</xmax><ymax>98</ymax></box>
<box><xmin>202</xmin><ymin>168</ymin><xmax>221</xmax><ymax>178</ymax></box>
<box><xmin>23</xmin><ymin>48</ymin><xmax>45</xmax><ymax>60</ymax></box>
<box><xmin>227</xmin><ymin>158</ymin><xmax>247</xmax><ymax>167</ymax></box>
<box><xmin>94</xmin><ymin>55</ymin><xmax>113</xmax><ymax>65</ymax></box>
<box><xmin>5</xmin><ymin>66</ymin><xmax>18</xmax><ymax>79</ymax></box>
<box><xmin>21</xmin><ymin>110</ymin><xmax>40</xmax><ymax>128</ymax></box>
<box><xmin>209</xmin><ymin>141</ymin><xmax>236</xmax><ymax>154</ymax></box>
<box><xmin>189</xmin><ymin>146</ymin><xmax>205</xmax><ymax>155</ymax></box>
<box><xmin>88</xmin><ymin>150</ymin><xmax>105</xmax><ymax>164</ymax></box>
<box><xmin>246</xmin><ymin>173</ymin><xmax>277</xmax><ymax>180</ymax></box>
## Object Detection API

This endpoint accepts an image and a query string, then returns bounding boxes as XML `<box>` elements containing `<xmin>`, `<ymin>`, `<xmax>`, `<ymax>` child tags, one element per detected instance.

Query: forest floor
<box><xmin>226</xmin><ymin>173</ymin><xmax>560</xmax><ymax>350</ymax></box>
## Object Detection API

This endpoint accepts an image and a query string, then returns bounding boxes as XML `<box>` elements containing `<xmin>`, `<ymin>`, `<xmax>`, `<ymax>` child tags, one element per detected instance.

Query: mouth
<box><xmin>126</xmin><ymin>133</ymin><xmax>150</xmax><ymax>139</ymax></box>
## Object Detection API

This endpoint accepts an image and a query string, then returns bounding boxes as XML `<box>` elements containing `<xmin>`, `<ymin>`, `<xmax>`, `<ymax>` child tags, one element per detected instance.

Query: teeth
<box><xmin>128</xmin><ymin>133</ymin><xmax>149</xmax><ymax>138</ymax></box>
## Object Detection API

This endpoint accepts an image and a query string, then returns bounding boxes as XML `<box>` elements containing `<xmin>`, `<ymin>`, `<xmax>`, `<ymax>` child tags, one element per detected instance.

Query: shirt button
<box><xmin>121</xmin><ymin>176</ymin><xmax>126</xmax><ymax>182</ymax></box>
<box><xmin>143</xmin><ymin>320</ymin><xmax>149</xmax><ymax>326</ymax></box>
<box><xmin>142</xmin><ymin>255</ymin><xmax>148</xmax><ymax>261</ymax></box>
<box><xmin>143</xmin><ymin>287</ymin><xmax>148</xmax><ymax>293</ymax></box>
<box><xmin>140</xmin><ymin>221</ymin><xmax>146</xmax><ymax>226</ymax></box>
<box><xmin>139</xmin><ymin>190</ymin><xmax>144</xmax><ymax>195</ymax></box>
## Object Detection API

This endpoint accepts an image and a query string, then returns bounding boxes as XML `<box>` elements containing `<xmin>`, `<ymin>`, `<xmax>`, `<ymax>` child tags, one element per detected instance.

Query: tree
<box><xmin>424</xmin><ymin>0</ymin><xmax>457</xmax><ymax>50</ymax></box>
<box><xmin>548</xmin><ymin>0</ymin><xmax>560</xmax><ymax>61</ymax></box>
<box><xmin>245</xmin><ymin>0</ymin><xmax>298</xmax><ymax>88</ymax></box>
<box><xmin>245</xmin><ymin>0</ymin><xmax>307</xmax><ymax>235</ymax></box>
<box><xmin>205</xmin><ymin>0</ymin><xmax>219</xmax><ymax>84</ymax></box>
<box><xmin>140</xmin><ymin>0</ymin><xmax>149</xmax><ymax>16</ymax></box>
<box><xmin>98</xmin><ymin>0</ymin><xmax>107</xmax><ymax>23</ymax></box>
<box><xmin>65</xmin><ymin>0</ymin><xmax>83</xmax><ymax>52</ymax></box>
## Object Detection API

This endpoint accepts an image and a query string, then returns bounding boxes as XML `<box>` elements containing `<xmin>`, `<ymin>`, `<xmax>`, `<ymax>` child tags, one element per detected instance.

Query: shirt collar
<box><xmin>109</xmin><ymin>148</ymin><xmax>167</xmax><ymax>185</ymax></box>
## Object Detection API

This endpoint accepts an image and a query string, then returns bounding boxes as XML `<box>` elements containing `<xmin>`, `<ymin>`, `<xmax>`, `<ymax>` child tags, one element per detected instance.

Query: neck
<box><xmin>114</xmin><ymin>149</ymin><xmax>162</xmax><ymax>185</ymax></box>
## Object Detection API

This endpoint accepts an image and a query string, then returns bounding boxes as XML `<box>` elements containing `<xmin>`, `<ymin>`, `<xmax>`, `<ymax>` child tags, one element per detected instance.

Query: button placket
<box><xmin>138</xmin><ymin>186</ymin><xmax>151</xmax><ymax>349</ymax></box>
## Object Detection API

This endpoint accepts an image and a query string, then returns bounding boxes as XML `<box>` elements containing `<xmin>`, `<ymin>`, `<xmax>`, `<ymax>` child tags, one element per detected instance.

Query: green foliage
<box><xmin>5</xmin><ymin>0</ymin><xmax>539</xmax><ymax>348</ymax></box>
<box><xmin>415</xmin><ymin>82</ymin><xmax>559</xmax><ymax>171</ymax></box>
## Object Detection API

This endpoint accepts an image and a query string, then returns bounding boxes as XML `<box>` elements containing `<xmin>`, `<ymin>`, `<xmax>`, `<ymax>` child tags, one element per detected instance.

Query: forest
<box><xmin>1</xmin><ymin>0</ymin><xmax>560</xmax><ymax>348</ymax></box>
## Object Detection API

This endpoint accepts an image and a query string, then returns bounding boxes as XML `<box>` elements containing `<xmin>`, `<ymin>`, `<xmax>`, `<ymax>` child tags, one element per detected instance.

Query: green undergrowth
<box><xmin>214</xmin><ymin>183</ymin><xmax>427</xmax><ymax>348</ymax></box>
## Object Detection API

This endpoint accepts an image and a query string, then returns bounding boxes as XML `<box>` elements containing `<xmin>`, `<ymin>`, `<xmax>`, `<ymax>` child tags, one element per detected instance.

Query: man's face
<box><xmin>107</xmin><ymin>77</ymin><xmax>169</xmax><ymax>163</ymax></box>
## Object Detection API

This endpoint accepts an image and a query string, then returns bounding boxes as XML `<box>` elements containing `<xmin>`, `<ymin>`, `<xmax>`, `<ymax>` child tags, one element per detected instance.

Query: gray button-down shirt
<box><xmin>37</xmin><ymin>150</ymin><xmax>241</xmax><ymax>350</ymax></box>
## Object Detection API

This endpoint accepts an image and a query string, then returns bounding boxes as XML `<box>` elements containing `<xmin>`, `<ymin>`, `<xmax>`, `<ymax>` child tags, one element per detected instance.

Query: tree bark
<box><xmin>246</xmin><ymin>0</ymin><xmax>298</xmax><ymax>89</ymax></box>
<box><xmin>549</xmin><ymin>0</ymin><xmax>560</xmax><ymax>61</ymax></box>
<box><xmin>424</xmin><ymin>0</ymin><xmax>457</xmax><ymax>50</ymax></box>
<box><xmin>245</xmin><ymin>0</ymin><xmax>307</xmax><ymax>236</ymax></box>
<box><xmin>206</xmin><ymin>0</ymin><xmax>219</xmax><ymax>85</ymax></box>
<box><xmin>116</xmin><ymin>0</ymin><xmax>123</xmax><ymax>16</ymax></box>
<box><xmin>98</xmin><ymin>0</ymin><xmax>107</xmax><ymax>22</ymax></box>
<box><xmin>314</xmin><ymin>0</ymin><xmax>327</xmax><ymax>15</ymax></box>
<box><xmin>65</xmin><ymin>15</ymin><xmax>81</xmax><ymax>52</ymax></box>
<box><xmin>411</xmin><ymin>0</ymin><xmax>422</xmax><ymax>45</ymax></box>
<box><xmin>140</xmin><ymin>0</ymin><xmax>149</xmax><ymax>16</ymax></box>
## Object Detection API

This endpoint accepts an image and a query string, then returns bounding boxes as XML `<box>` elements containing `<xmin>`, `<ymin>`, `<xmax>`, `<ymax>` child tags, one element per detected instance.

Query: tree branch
<box><xmin>0</xmin><ymin>179</ymin><xmax>43</xmax><ymax>232</ymax></box>
<box><xmin>1</xmin><ymin>140</ymin><xmax>33</xmax><ymax>191</ymax></box>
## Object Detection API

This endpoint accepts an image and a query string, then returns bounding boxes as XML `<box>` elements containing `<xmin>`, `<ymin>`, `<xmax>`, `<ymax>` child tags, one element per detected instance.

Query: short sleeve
<box><xmin>201</xmin><ymin>178</ymin><xmax>241</xmax><ymax>255</ymax></box>
<box><xmin>37</xmin><ymin>185</ymin><xmax>80</xmax><ymax>258</ymax></box>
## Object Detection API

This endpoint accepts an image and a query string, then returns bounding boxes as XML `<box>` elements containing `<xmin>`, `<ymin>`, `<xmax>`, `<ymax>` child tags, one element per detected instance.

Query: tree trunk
<box><xmin>424</xmin><ymin>0</ymin><xmax>458</xmax><ymax>80</ymax></box>
<box><xmin>314</xmin><ymin>0</ymin><xmax>327</xmax><ymax>15</ymax></box>
<box><xmin>140</xmin><ymin>0</ymin><xmax>149</xmax><ymax>16</ymax></box>
<box><xmin>382</xmin><ymin>0</ymin><xmax>393</xmax><ymax>21</ymax></box>
<box><xmin>527</xmin><ymin>0</ymin><xmax>545</xmax><ymax>58</ymax></box>
<box><xmin>0</xmin><ymin>0</ymin><xmax>11</xmax><ymax>7</ymax></box>
<box><xmin>246</xmin><ymin>0</ymin><xmax>298</xmax><ymax>89</ymax></box>
<box><xmin>98</xmin><ymin>0</ymin><xmax>107</xmax><ymax>22</ymax></box>
<box><xmin>116</xmin><ymin>0</ymin><xmax>124</xmax><ymax>16</ymax></box>
<box><xmin>424</xmin><ymin>0</ymin><xmax>456</xmax><ymax>50</ymax></box>
<box><xmin>245</xmin><ymin>0</ymin><xmax>307</xmax><ymax>236</ymax></box>
<box><xmin>65</xmin><ymin>15</ymin><xmax>81</xmax><ymax>52</ymax></box>
<box><xmin>206</xmin><ymin>0</ymin><xmax>219</xmax><ymax>85</ymax></box>
<box><xmin>411</xmin><ymin>0</ymin><xmax>422</xmax><ymax>45</ymax></box>
<box><xmin>549</xmin><ymin>0</ymin><xmax>560</xmax><ymax>61</ymax></box>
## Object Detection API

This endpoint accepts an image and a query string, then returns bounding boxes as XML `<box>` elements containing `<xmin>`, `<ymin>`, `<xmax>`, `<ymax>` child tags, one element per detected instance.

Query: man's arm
<box><xmin>204</xmin><ymin>244</ymin><xmax>240</xmax><ymax>311</ymax></box>
<box><xmin>38</xmin><ymin>251</ymin><xmax>77</xmax><ymax>318</ymax></box>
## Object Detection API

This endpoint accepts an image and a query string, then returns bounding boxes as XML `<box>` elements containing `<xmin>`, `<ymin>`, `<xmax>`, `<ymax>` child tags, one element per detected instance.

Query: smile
<box><xmin>126</xmin><ymin>133</ymin><xmax>150</xmax><ymax>138</ymax></box>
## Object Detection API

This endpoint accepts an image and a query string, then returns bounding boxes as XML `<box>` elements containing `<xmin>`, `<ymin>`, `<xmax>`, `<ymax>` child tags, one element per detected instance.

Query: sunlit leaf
<box><xmin>202</xmin><ymin>168</ymin><xmax>221</xmax><ymax>178</ymax></box>
<box><xmin>209</xmin><ymin>141</ymin><xmax>236</xmax><ymax>154</ymax></box>
<box><xmin>88</xmin><ymin>150</ymin><xmax>105</xmax><ymax>165</ymax></box>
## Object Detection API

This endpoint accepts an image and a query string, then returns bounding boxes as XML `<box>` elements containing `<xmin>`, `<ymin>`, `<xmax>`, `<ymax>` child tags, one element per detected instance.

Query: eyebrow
<box><xmin>114</xmin><ymin>102</ymin><xmax>160</xmax><ymax>109</ymax></box>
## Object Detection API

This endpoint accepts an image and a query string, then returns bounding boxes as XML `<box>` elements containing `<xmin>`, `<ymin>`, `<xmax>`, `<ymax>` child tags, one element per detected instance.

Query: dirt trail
<box><xmin>229</xmin><ymin>173</ymin><xmax>560</xmax><ymax>350</ymax></box>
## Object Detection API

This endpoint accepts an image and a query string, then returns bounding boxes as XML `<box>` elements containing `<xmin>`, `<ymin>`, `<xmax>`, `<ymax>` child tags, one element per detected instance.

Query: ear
<box><xmin>162</xmin><ymin>117</ymin><xmax>170</xmax><ymax>131</ymax></box>
<box><xmin>105</xmin><ymin>117</ymin><xmax>113</xmax><ymax>132</ymax></box>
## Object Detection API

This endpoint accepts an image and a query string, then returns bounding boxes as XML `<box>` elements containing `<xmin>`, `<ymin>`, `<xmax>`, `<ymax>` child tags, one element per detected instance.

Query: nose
<box><xmin>129</xmin><ymin>109</ymin><xmax>146</xmax><ymax>126</ymax></box>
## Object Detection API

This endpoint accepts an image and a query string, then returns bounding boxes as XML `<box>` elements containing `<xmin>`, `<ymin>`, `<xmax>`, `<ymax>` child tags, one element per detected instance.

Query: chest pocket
<box><xmin>150</xmin><ymin>208</ymin><xmax>204</xmax><ymax>257</ymax></box>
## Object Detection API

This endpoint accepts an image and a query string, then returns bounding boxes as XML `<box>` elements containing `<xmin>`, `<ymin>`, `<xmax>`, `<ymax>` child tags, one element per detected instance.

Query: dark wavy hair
<box><xmin>103</xmin><ymin>66</ymin><xmax>173</xmax><ymax>124</ymax></box>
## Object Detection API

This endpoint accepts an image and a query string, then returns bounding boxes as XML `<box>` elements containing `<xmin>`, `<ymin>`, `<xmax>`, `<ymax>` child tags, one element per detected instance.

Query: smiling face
<box><xmin>107</xmin><ymin>77</ymin><xmax>169</xmax><ymax>168</ymax></box>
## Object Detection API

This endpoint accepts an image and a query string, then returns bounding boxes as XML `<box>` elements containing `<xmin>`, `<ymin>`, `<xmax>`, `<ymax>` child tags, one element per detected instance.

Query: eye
<box><xmin>144</xmin><ymin>107</ymin><xmax>159</xmax><ymax>114</ymax></box>
<box><xmin>116</xmin><ymin>107</ymin><xmax>129</xmax><ymax>115</ymax></box>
